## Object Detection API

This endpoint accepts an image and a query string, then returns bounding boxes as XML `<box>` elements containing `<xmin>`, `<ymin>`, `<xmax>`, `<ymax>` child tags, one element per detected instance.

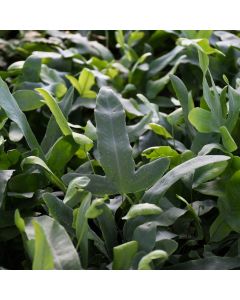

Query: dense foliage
<box><xmin>1</xmin><ymin>30</ymin><xmax>240</xmax><ymax>270</ymax></box>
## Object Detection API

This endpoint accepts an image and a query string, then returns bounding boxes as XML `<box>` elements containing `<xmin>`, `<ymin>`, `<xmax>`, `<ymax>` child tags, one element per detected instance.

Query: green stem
<box><xmin>124</xmin><ymin>194</ymin><xmax>134</xmax><ymax>205</ymax></box>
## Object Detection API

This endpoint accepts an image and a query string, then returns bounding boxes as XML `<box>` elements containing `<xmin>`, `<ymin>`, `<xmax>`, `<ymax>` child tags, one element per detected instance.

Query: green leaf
<box><xmin>27</xmin><ymin>216</ymin><xmax>81</xmax><ymax>270</ymax></box>
<box><xmin>143</xmin><ymin>155</ymin><xmax>230</xmax><ymax>204</ymax></box>
<box><xmin>170</xmin><ymin>74</ymin><xmax>194</xmax><ymax>134</ymax></box>
<box><xmin>13</xmin><ymin>90</ymin><xmax>44</xmax><ymax>111</ymax></box>
<box><xmin>8</xmin><ymin>172</ymin><xmax>46</xmax><ymax>193</ymax></box>
<box><xmin>123</xmin><ymin>204</ymin><xmax>162</xmax><ymax>220</ymax></box>
<box><xmin>128</xmin><ymin>31</ymin><xmax>144</xmax><ymax>46</ymax></box>
<box><xmin>88</xmin><ymin>228</ymin><xmax>108</xmax><ymax>258</ymax></box>
<box><xmin>128</xmin><ymin>112</ymin><xmax>153</xmax><ymax>142</ymax></box>
<box><xmin>0</xmin><ymin>170</ymin><xmax>14</xmax><ymax>209</ymax></box>
<box><xmin>148</xmin><ymin>46</ymin><xmax>183</xmax><ymax>77</ymax></box>
<box><xmin>155</xmin><ymin>207</ymin><xmax>187</xmax><ymax>226</ymax></box>
<box><xmin>210</xmin><ymin>215</ymin><xmax>232</xmax><ymax>242</ymax></box>
<box><xmin>67</xmin><ymin>68</ymin><xmax>96</xmax><ymax>98</ymax></box>
<box><xmin>14</xmin><ymin>209</ymin><xmax>25</xmax><ymax>233</ymax></box>
<box><xmin>95</xmin><ymin>87</ymin><xmax>135</xmax><ymax>193</ymax></box>
<box><xmin>167</xmin><ymin>108</ymin><xmax>184</xmax><ymax>127</ymax></box>
<box><xmin>197</xmin><ymin>39</ymin><xmax>223</xmax><ymax>55</ymax></box>
<box><xmin>21</xmin><ymin>156</ymin><xmax>66</xmax><ymax>192</ymax></box>
<box><xmin>95</xmin><ymin>87</ymin><xmax>169</xmax><ymax>194</ymax></box>
<box><xmin>155</xmin><ymin>239</ymin><xmax>178</xmax><ymax>256</ymax></box>
<box><xmin>84</xmin><ymin>120</ymin><xmax>97</xmax><ymax>141</ymax></box>
<box><xmin>75</xmin><ymin>192</ymin><xmax>91</xmax><ymax>268</ymax></box>
<box><xmin>198</xmin><ymin>143</ymin><xmax>227</xmax><ymax>156</ymax></box>
<box><xmin>121</xmin><ymin>98</ymin><xmax>143</xmax><ymax>117</ymax></box>
<box><xmin>40</xmin><ymin>63</ymin><xmax>63</xmax><ymax>82</ymax></box>
<box><xmin>85</xmin><ymin>197</ymin><xmax>108</xmax><ymax>219</ymax></box>
<box><xmin>41</xmin><ymin>87</ymin><xmax>74</xmax><ymax>153</ymax></box>
<box><xmin>219</xmin><ymin>126</ymin><xmax>237</xmax><ymax>152</ymax></box>
<box><xmin>83</xmin><ymin>90</ymin><xmax>97</xmax><ymax>98</ymax></box>
<box><xmin>66</xmin><ymin>74</ymin><xmax>81</xmax><ymax>94</ymax></box>
<box><xmin>202</xmin><ymin>76</ymin><xmax>222</xmax><ymax>124</ymax></box>
<box><xmin>97</xmin><ymin>203</ymin><xmax>118</xmax><ymax>257</ymax></box>
<box><xmin>66</xmin><ymin>174</ymin><xmax>118</xmax><ymax>196</ymax></box>
<box><xmin>198</xmin><ymin>49</ymin><xmax>209</xmax><ymax>75</ymax></box>
<box><xmin>46</xmin><ymin>135</ymin><xmax>80</xmax><ymax>176</ymax></box>
<box><xmin>223</xmin><ymin>74</ymin><xmax>229</xmax><ymax>85</ymax></box>
<box><xmin>142</xmin><ymin>146</ymin><xmax>179</xmax><ymax>166</ymax></box>
<box><xmin>196</xmin><ymin>30</ymin><xmax>213</xmax><ymax>39</ymax></box>
<box><xmin>188</xmin><ymin>108</ymin><xmax>218</xmax><ymax>133</ymax></box>
<box><xmin>138</xmin><ymin>250</ymin><xmax>168</xmax><ymax>270</ymax></box>
<box><xmin>176</xmin><ymin>195</ymin><xmax>203</xmax><ymax>239</ymax></box>
<box><xmin>167</xmin><ymin>256</ymin><xmax>240</xmax><ymax>270</ymax></box>
<box><xmin>148</xmin><ymin>123</ymin><xmax>172</xmax><ymax>139</ymax></box>
<box><xmin>226</xmin><ymin>86</ymin><xmax>240</xmax><ymax>132</ymax></box>
<box><xmin>147</xmin><ymin>55</ymin><xmax>186</xmax><ymax>99</ymax></box>
<box><xmin>0</xmin><ymin>77</ymin><xmax>45</xmax><ymax>159</ymax></box>
<box><xmin>136</xmin><ymin>94</ymin><xmax>159</xmax><ymax>120</ymax></box>
<box><xmin>43</xmin><ymin>193</ymin><xmax>74</xmax><ymax>235</ymax></box>
<box><xmin>78</xmin><ymin>68</ymin><xmax>96</xmax><ymax>97</ymax></box>
<box><xmin>113</xmin><ymin>241</ymin><xmax>138</xmax><ymax>270</ymax></box>
<box><xmin>133</xmin><ymin>222</ymin><xmax>156</xmax><ymax>252</ymax></box>
<box><xmin>32</xmin><ymin>221</ymin><xmax>55</xmax><ymax>270</ymax></box>
<box><xmin>22</xmin><ymin>55</ymin><xmax>41</xmax><ymax>82</ymax></box>
<box><xmin>36</xmin><ymin>88</ymin><xmax>72</xmax><ymax>136</ymax></box>
<box><xmin>132</xmin><ymin>158</ymin><xmax>170</xmax><ymax>192</ymax></box>
<box><xmin>9</xmin><ymin>122</ymin><xmax>23</xmax><ymax>142</ymax></box>
<box><xmin>129</xmin><ymin>52</ymin><xmax>151</xmax><ymax>83</ymax></box>
<box><xmin>37</xmin><ymin>89</ymin><xmax>93</xmax><ymax>157</ymax></box>
<box><xmin>72</xmin><ymin>132</ymin><xmax>93</xmax><ymax>158</ymax></box>
<box><xmin>193</xmin><ymin>160</ymin><xmax>228</xmax><ymax>188</ymax></box>
<box><xmin>63</xmin><ymin>177</ymin><xmax>90</xmax><ymax>207</ymax></box>
<box><xmin>115</xmin><ymin>30</ymin><xmax>125</xmax><ymax>48</ymax></box>
<box><xmin>219</xmin><ymin>170</ymin><xmax>240</xmax><ymax>232</ymax></box>
<box><xmin>177</xmin><ymin>37</ymin><xmax>223</xmax><ymax>55</ymax></box>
